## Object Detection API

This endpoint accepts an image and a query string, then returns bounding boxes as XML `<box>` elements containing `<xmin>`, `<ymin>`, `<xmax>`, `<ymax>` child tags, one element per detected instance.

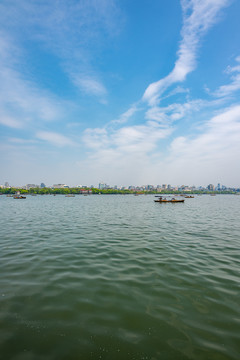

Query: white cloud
<box><xmin>164</xmin><ymin>105</ymin><xmax>240</xmax><ymax>184</ymax></box>
<box><xmin>72</xmin><ymin>74</ymin><xmax>107</xmax><ymax>99</ymax></box>
<box><xmin>143</xmin><ymin>0</ymin><xmax>230</xmax><ymax>106</ymax></box>
<box><xmin>80</xmin><ymin>119</ymin><xmax>173</xmax><ymax>185</ymax></box>
<box><xmin>36</xmin><ymin>131</ymin><xmax>74</xmax><ymax>147</ymax></box>
<box><xmin>83</xmin><ymin>120</ymin><xmax>173</xmax><ymax>171</ymax></box>
<box><xmin>0</xmin><ymin>114</ymin><xmax>22</xmax><ymax>129</ymax></box>
<box><xmin>8</xmin><ymin>138</ymin><xmax>37</xmax><ymax>144</ymax></box>
<box><xmin>1</xmin><ymin>0</ymin><xmax>238</xmax><ymax>187</ymax></box>
<box><xmin>0</xmin><ymin>45</ymin><xmax>64</xmax><ymax>126</ymax></box>
<box><xmin>214</xmin><ymin>56</ymin><xmax>240</xmax><ymax>98</ymax></box>
<box><xmin>111</xmin><ymin>104</ymin><xmax>139</xmax><ymax>125</ymax></box>
<box><xmin>0</xmin><ymin>0</ymin><xmax>122</xmax><ymax>53</ymax></box>
<box><xmin>82</xmin><ymin>104</ymin><xmax>240</xmax><ymax>186</ymax></box>
<box><xmin>145</xmin><ymin>100</ymin><xmax>204</xmax><ymax>124</ymax></box>
<box><xmin>0</xmin><ymin>0</ymin><xmax>123</xmax><ymax>121</ymax></box>
<box><xmin>83</xmin><ymin>128</ymin><xmax>109</xmax><ymax>149</ymax></box>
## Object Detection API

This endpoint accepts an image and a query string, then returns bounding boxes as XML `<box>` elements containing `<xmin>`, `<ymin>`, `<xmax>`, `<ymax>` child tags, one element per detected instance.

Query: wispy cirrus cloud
<box><xmin>0</xmin><ymin>0</ymin><xmax>122</xmax><ymax>55</ymax></box>
<box><xmin>143</xmin><ymin>0</ymin><xmax>230</xmax><ymax>106</ymax></box>
<box><xmin>0</xmin><ymin>113</ymin><xmax>22</xmax><ymax>129</ymax></box>
<box><xmin>214</xmin><ymin>56</ymin><xmax>240</xmax><ymax>98</ymax></box>
<box><xmin>72</xmin><ymin>74</ymin><xmax>107</xmax><ymax>100</ymax></box>
<box><xmin>0</xmin><ymin>36</ymin><xmax>66</xmax><ymax>128</ymax></box>
<box><xmin>0</xmin><ymin>0</ymin><xmax>122</xmax><ymax>101</ymax></box>
<box><xmin>36</xmin><ymin>131</ymin><xmax>75</xmax><ymax>147</ymax></box>
<box><xmin>145</xmin><ymin>99</ymin><xmax>204</xmax><ymax>124</ymax></box>
<box><xmin>0</xmin><ymin>0</ymin><xmax>123</xmax><ymax>131</ymax></box>
<box><xmin>111</xmin><ymin>104</ymin><xmax>140</xmax><ymax>125</ymax></box>
<box><xmin>0</xmin><ymin>66</ymin><xmax>65</xmax><ymax>130</ymax></box>
<box><xmin>8</xmin><ymin>138</ymin><xmax>37</xmax><ymax>144</ymax></box>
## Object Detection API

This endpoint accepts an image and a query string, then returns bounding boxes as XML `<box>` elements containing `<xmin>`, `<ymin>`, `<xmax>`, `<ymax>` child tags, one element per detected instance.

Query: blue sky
<box><xmin>1</xmin><ymin>0</ymin><xmax>240</xmax><ymax>187</ymax></box>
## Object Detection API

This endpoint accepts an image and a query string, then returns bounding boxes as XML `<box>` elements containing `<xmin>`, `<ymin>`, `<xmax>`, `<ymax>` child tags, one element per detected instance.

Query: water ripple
<box><xmin>0</xmin><ymin>195</ymin><xmax>240</xmax><ymax>359</ymax></box>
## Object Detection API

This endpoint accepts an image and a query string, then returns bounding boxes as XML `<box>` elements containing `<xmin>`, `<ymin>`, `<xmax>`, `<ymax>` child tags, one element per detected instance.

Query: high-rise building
<box><xmin>99</xmin><ymin>182</ymin><xmax>108</xmax><ymax>190</ymax></box>
<box><xmin>52</xmin><ymin>184</ymin><xmax>69</xmax><ymax>188</ymax></box>
<box><xmin>207</xmin><ymin>184</ymin><xmax>215</xmax><ymax>191</ymax></box>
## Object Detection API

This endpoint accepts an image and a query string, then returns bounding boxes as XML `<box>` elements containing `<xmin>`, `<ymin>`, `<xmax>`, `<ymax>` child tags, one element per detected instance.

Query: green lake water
<box><xmin>0</xmin><ymin>194</ymin><xmax>239</xmax><ymax>359</ymax></box>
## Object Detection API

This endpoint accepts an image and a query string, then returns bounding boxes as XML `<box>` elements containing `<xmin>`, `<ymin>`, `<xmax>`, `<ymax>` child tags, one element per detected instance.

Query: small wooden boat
<box><xmin>154</xmin><ymin>198</ymin><xmax>184</xmax><ymax>203</ymax></box>
<box><xmin>185</xmin><ymin>195</ymin><xmax>194</xmax><ymax>198</ymax></box>
<box><xmin>13</xmin><ymin>191</ymin><xmax>26</xmax><ymax>199</ymax></box>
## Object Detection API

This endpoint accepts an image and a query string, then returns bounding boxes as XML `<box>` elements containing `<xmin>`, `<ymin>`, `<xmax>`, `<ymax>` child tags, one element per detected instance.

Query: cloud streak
<box><xmin>72</xmin><ymin>74</ymin><xmax>107</xmax><ymax>100</ymax></box>
<box><xmin>36</xmin><ymin>131</ymin><xmax>75</xmax><ymax>147</ymax></box>
<box><xmin>111</xmin><ymin>104</ymin><xmax>139</xmax><ymax>125</ymax></box>
<box><xmin>0</xmin><ymin>0</ymin><xmax>122</xmax><ymax>115</ymax></box>
<box><xmin>214</xmin><ymin>56</ymin><xmax>240</xmax><ymax>98</ymax></box>
<box><xmin>143</xmin><ymin>0</ymin><xmax>230</xmax><ymax>106</ymax></box>
<box><xmin>0</xmin><ymin>37</ymin><xmax>65</xmax><ymax>128</ymax></box>
<box><xmin>0</xmin><ymin>113</ymin><xmax>22</xmax><ymax>129</ymax></box>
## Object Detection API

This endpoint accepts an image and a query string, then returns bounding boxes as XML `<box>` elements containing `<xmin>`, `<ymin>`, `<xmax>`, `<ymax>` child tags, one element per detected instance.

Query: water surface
<box><xmin>0</xmin><ymin>194</ymin><xmax>239</xmax><ymax>359</ymax></box>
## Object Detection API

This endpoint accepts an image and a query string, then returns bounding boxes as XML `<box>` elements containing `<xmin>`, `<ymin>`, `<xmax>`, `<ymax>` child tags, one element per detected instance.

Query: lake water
<box><xmin>0</xmin><ymin>194</ymin><xmax>239</xmax><ymax>360</ymax></box>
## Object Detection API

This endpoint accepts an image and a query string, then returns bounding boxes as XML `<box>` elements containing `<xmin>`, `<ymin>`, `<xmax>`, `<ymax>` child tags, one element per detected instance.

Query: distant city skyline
<box><xmin>1</xmin><ymin>180</ymin><xmax>238</xmax><ymax>192</ymax></box>
<box><xmin>1</xmin><ymin>1</ymin><xmax>240</xmax><ymax>187</ymax></box>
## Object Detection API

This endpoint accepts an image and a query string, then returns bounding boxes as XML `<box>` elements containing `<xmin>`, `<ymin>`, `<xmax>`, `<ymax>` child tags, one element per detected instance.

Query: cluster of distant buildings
<box><xmin>98</xmin><ymin>182</ymin><xmax>237</xmax><ymax>192</ymax></box>
<box><xmin>1</xmin><ymin>181</ymin><xmax>239</xmax><ymax>192</ymax></box>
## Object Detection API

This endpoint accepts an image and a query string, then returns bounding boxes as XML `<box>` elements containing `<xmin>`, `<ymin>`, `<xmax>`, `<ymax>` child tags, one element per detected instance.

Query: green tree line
<box><xmin>0</xmin><ymin>187</ymin><xmax>238</xmax><ymax>195</ymax></box>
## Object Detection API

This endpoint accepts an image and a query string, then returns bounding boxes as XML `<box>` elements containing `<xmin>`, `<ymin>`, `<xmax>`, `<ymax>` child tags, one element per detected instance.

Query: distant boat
<box><xmin>13</xmin><ymin>191</ymin><xmax>26</xmax><ymax>199</ymax></box>
<box><xmin>65</xmin><ymin>194</ymin><xmax>75</xmax><ymax>197</ymax></box>
<box><xmin>154</xmin><ymin>197</ymin><xmax>184</xmax><ymax>203</ymax></box>
<box><xmin>185</xmin><ymin>195</ymin><xmax>194</xmax><ymax>198</ymax></box>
